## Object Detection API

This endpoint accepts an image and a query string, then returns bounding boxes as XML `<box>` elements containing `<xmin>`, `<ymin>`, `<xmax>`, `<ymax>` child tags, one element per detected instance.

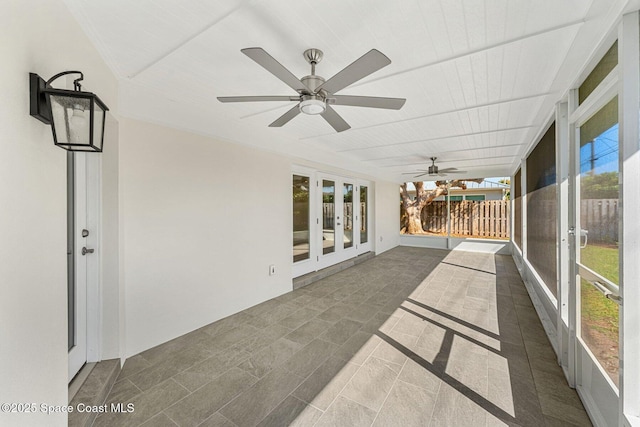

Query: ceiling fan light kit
<box><xmin>218</xmin><ymin>47</ymin><xmax>406</xmax><ymax>132</ymax></box>
<box><xmin>299</xmin><ymin>95</ymin><xmax>325</xmax><ymax>115</ymax></box>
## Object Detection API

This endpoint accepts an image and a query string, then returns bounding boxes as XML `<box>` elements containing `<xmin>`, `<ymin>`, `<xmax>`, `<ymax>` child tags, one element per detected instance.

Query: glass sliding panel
<box><xmin>527</xmin><ymin>123</ymin><xmax>558</xmax><ymax>297</ymax></box>
<box><xmin>578</xmin><ymin>96</ymin><xmax>619</xmax><ymax>386</ymax></box>
<box><xmin>360</xmin><ymin>186</ymin><xmax>368</xmax><ymax>244</ymax></box>
<box><xmin>343</xmin><ymin>183</ymin><xmax>353</xmax><ymax>249</ymax></box>
<box><xmin>292</xmin><ymin>175</ymin><xmax>310</xmax><ymax>263</ymax></box>
<box><xmin>322</xmin><ymin>180</ymin><xmax>335</xmax><ymax>254</ymax></box>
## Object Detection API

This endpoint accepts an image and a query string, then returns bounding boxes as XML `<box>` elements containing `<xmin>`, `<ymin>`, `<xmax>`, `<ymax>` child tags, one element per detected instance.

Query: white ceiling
<box><xmin>64</xmin><ymin>0</ymin><xmax>627</xmax><ymax>181</ymax></box>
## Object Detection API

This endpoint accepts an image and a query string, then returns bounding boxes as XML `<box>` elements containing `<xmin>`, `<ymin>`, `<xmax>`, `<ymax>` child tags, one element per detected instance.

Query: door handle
<box><xmin>82</xmin><ymin>247</ymin><xmax>94</xmax><ymax>255</ymax></box>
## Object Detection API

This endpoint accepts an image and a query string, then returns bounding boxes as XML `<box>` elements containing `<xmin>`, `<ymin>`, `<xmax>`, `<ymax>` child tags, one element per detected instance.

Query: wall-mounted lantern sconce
<box><xmin>30</xmin><ymin>71</ymin><xmax>109</xmax><ymax>152</ymax></box>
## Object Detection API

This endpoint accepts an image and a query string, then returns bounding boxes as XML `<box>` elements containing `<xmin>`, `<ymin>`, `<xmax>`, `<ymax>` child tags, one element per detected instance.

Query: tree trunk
<box><xmin>400</xmin><ymin>179</ymin><xmax>484</xmax><ymax>235</ymax></box>
<box><xmin>406</xmin><ymin>206</ymin><xmax>423</xmax><ymax>234</ymax></box>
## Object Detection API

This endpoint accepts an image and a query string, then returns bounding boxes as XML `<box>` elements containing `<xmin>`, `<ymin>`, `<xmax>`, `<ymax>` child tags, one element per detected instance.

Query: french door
<box><xmin>292</xmin><ymin>169</ymin><xmax>370</xmax><ymax>277</ymax></box>
<box><xmin>570</xmin><ymin>87</ymin><xmax>620</xmax><ymax>425</ymax></box>
<box><xmin>317</xmin><ymin>174</ymin><xmax>358</xmax><ymax>269</ymax></box>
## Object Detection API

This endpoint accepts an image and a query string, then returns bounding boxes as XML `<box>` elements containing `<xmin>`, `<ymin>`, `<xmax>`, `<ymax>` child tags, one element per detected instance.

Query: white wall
<box><xmin>0</xmin><ymin>1</ymin><xmax>119</xmax><ymax>425</ymax></box>
<box><xmin>101</xmin><ymin>116</ymin><xmax>121</xmax><ymax>359</ymax></box>
<box><xmin>374</xmin><ymin>181</ymin><xmax>401</xmax><ymax>254</ymax></box>
<box><xmin>120</xmin><ymin>119</ymin><xmax>293</xmax><ymax>356</ymax></box>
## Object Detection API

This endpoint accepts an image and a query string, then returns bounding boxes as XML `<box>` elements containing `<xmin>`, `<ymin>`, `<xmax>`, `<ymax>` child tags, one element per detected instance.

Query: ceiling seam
<box><xmin>337</xmin><ymin>125</ymin><xmax>539</xmax><ymax>152</ymax></box>
<box><xmin>382</xmin><ymin>154</ymin><xmax>519</xmax><ymax>168</ymax></box>
<box><xmin>299</xmin><ymin>93</ymin><xmax>549</xmax><ymax>141</ymax></box>
<box><xmin>346</xmin><ymin>18</ymin><xmax>586</xmax><ymax>89</ymax></box>
<box><xmin>128</xmin><ymin>0</ymin><xmax>255</xmax><ymax>79</ymax></box>
<box><xmin>362</xmin><ymin>143</ymin><xmax>527</xmax><ymax>162</ymax></box>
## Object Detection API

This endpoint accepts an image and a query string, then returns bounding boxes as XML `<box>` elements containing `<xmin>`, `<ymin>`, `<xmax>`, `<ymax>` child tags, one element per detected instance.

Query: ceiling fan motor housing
<box><xmin>301</xmin><ymin>75</ymin><xmax>325</xmax><ymax>93</ymax></box>
<box><xmin>428</xmin><ymin>165</ymin><xmax>438</xmax><ymax>175</ymax></box>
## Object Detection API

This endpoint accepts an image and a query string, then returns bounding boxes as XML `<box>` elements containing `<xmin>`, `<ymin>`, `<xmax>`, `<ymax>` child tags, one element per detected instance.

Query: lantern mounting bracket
<box><xmin>30</xmin><ymin>71</ymin><xmax>85</xmax><ymax>124</ymax></box>
<box><xmin>45</xmin><ymin>70</ymin><xmax>84</xmax><ymax>91</ymax></box>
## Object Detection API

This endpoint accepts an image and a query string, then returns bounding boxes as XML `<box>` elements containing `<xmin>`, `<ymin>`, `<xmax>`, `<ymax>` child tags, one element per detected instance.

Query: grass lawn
<box><xmin>580</xmin><ymin>244</ymin><xmax>619</xmax><ymax>336</ymax></box>
<box><xmin>579</xmin><ymin>243</ymin><xmax>619</xmax><ymax>384</ymax></box>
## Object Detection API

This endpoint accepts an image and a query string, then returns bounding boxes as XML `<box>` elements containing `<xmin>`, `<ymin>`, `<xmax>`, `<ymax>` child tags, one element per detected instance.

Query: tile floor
<box><xmin>96</xmin><ymin>247</ymin><xmax>591</xmax><ymax>427</ymax></box>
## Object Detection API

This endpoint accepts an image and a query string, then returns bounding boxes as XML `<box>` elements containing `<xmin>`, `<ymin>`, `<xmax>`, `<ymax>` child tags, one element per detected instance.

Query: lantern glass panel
<box><xmin>92</xmin><ymin>101</ymin><xmax>105</xmax><ymax>151</ymax></box>
<box><xmin>49</xmin><ymin>94</ymin><xmax>91</xmax><ymax>147</ymax></box>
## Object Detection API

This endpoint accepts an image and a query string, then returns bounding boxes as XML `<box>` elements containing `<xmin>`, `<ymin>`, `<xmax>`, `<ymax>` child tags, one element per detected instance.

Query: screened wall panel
<box><xmin>526</xmin><ymin>123</ymin><xmax>558</xmax><ymax>297</ymax></box>
<box><xmin>513</xmin><ymin>169</ymin><xmax>522</xmax><ymax>250</ymax></box>
<box><xmin>579</xmin><ymin>41</ymin><xmax>618</xmax><ymax>105</ymax></box>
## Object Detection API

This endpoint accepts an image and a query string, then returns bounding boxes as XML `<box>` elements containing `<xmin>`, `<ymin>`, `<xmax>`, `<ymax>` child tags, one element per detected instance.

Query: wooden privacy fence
<box><xmin>323</xmin><ymin>202</ymin><xmax>367</xmax><ymax>231</ymax></box>
<box><xmin>580</xmin><ymin>199</ymin><xmax>618</xmax><ymax>243</ymax></box>
<box><xmin>422</xmin><ymin>200</ymin><xmax>510</xmax><ymax>239</ymax></box>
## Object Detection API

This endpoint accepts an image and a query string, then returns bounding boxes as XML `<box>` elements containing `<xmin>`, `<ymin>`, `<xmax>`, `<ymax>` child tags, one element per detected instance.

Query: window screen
<box><xmin>579</xmin><ymin>41</ymin><xmax>617</xmax><ymax>105</ymax></box>
<box><xmin>526</xmin><ymin>123</ymin><xmax>557</xmax><ymax>296</ymax></box>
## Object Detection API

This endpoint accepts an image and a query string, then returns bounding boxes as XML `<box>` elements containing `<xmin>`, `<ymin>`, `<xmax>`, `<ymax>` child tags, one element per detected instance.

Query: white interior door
<box><xmin>68</xmin><ymin>153</ymin><xmax>87</xmax><ymax>381</ymax></box>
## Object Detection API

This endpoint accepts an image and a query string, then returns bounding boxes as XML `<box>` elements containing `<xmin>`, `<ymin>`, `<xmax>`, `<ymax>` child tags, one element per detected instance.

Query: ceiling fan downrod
<box><xmin>303</xmin><ymin>48</ymin><xmax>323</xmax><ymax>76</ymax></box>
<box><xmin>301</xmin><ymin>49</ymin><xmax>326</xmax><ymax>95</ymax></box>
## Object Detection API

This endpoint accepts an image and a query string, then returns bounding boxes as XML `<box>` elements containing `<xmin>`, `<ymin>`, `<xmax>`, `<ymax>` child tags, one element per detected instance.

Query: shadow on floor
<box><xmin>96</xmin><ymin>247</ymin><xmax>591</xmax><ymax>427</ymax></box>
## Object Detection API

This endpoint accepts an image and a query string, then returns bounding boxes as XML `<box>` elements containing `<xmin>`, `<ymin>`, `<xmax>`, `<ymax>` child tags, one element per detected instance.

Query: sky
<box><xmin>580</xmin><ymin>124</ymin><xmax>618</xmax><ymax>176</ymax></box>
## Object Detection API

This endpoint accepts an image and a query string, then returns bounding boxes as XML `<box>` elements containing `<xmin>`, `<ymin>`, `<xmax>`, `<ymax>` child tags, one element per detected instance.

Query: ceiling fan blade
<box><xmin>241</xmin><ymin>48</ymin><xmax>309</xmax><ymax>93</ymax></box>
<box><xmin>217</xmin><ymin>96</ymin><xmax>298</xmax><ymax>103</ymax></box>
<box><xmin>440</xmin><ymin>169</ymin><xmax>468</xmax><ymax>174</ymax></box>
<box><xmin>321</xmin><ymin>105</ymin><xmax>351</xmax><ymax>132</ymax></box>
<box><xmin>414</xmin><ymin>172</ymin><xmax>429</xmax><ymax>178</ymax></box>
<box><xmin>402</xmin><ymin>170</ymin><xmax>426</xmax><ymax>174</ymax></box>
<box><xmin>268</xmin><ymin>104</ymin><xmax>301</xmax><ymax>127</ymax></box>
<box><xmin>331</xmin><ymin>95</ymin><xmax>406</xmax><ymax>110</ymax></box>
<box><xmin>318</xmin><ymin>49</ymin><xmax>391</xmax><ymax>94</ymax></box>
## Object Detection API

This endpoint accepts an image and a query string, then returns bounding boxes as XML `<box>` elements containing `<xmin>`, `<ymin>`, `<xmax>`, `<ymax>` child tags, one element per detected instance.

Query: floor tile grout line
<box><xmin>310</xmin><ymin>338</ymin><xmax>384</xmax><ymax>426</ymax></box>
<box><xmin>162</xmin><ymin>409</ymin><xmax>181</xmax><ymax>427</ymax></box>
<box><xmin>369</xmin><ymin>357</ymin><xmax>409</xmax><ymax>426</ymax></box>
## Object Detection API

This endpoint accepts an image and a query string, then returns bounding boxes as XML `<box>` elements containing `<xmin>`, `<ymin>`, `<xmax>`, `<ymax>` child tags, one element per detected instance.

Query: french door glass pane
<box><xmin>323</xmin><ymin>180</ymin><xmax>335</xmax><ymax>254</ymax></box>
<box><xmin>578</xmin><ymin>96</ymin><xmax>619</xmax><ymax>386</ymax></box>
<box><xmin>344</xmin><ymin>183</ymin><xmax>353</xmax><ymax>249</ymax></box>
<box><xmin>292</xmin><ymin>175</ymin><xmax>310</xmax><ymax>262</ymax></box>
<box><xmin>360</xmin><ymin>186</ymin><xmax>368</xmax><ymax>244</ymax></box>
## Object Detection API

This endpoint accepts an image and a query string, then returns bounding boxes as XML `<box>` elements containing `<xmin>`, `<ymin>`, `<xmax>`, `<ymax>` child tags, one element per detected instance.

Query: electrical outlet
<box><xmin>269</xmin><ymin>265</ymin><xmax>276</xmax><ymax>276</ymax></box>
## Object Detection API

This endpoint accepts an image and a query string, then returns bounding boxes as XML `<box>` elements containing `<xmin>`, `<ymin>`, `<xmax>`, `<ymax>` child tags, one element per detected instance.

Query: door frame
<box><xmin>68</xmin><ymin>153</ymin><xmax>87</xmax><ymax>381</ymax></box>
<box><xmin>567</xmin><ymin>39</ymin><xmax>620</xmax><ymax>427</ymax></box>
<box><xmin>68</xmin><ymin>152</ymin><xmax>102</xmax><ymax>381</ymax></box>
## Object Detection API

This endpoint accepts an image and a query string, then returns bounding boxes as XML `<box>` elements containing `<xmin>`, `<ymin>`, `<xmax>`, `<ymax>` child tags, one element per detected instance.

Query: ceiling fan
<box><xmin>217</xmin><ymin>47</ymin><xmax>406</xmax><ymax>132</ymax></box>
<box><xmin>403</xmin><ymin>157</ymin><xmax>467</xmax><ymax>178</ymax></box>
